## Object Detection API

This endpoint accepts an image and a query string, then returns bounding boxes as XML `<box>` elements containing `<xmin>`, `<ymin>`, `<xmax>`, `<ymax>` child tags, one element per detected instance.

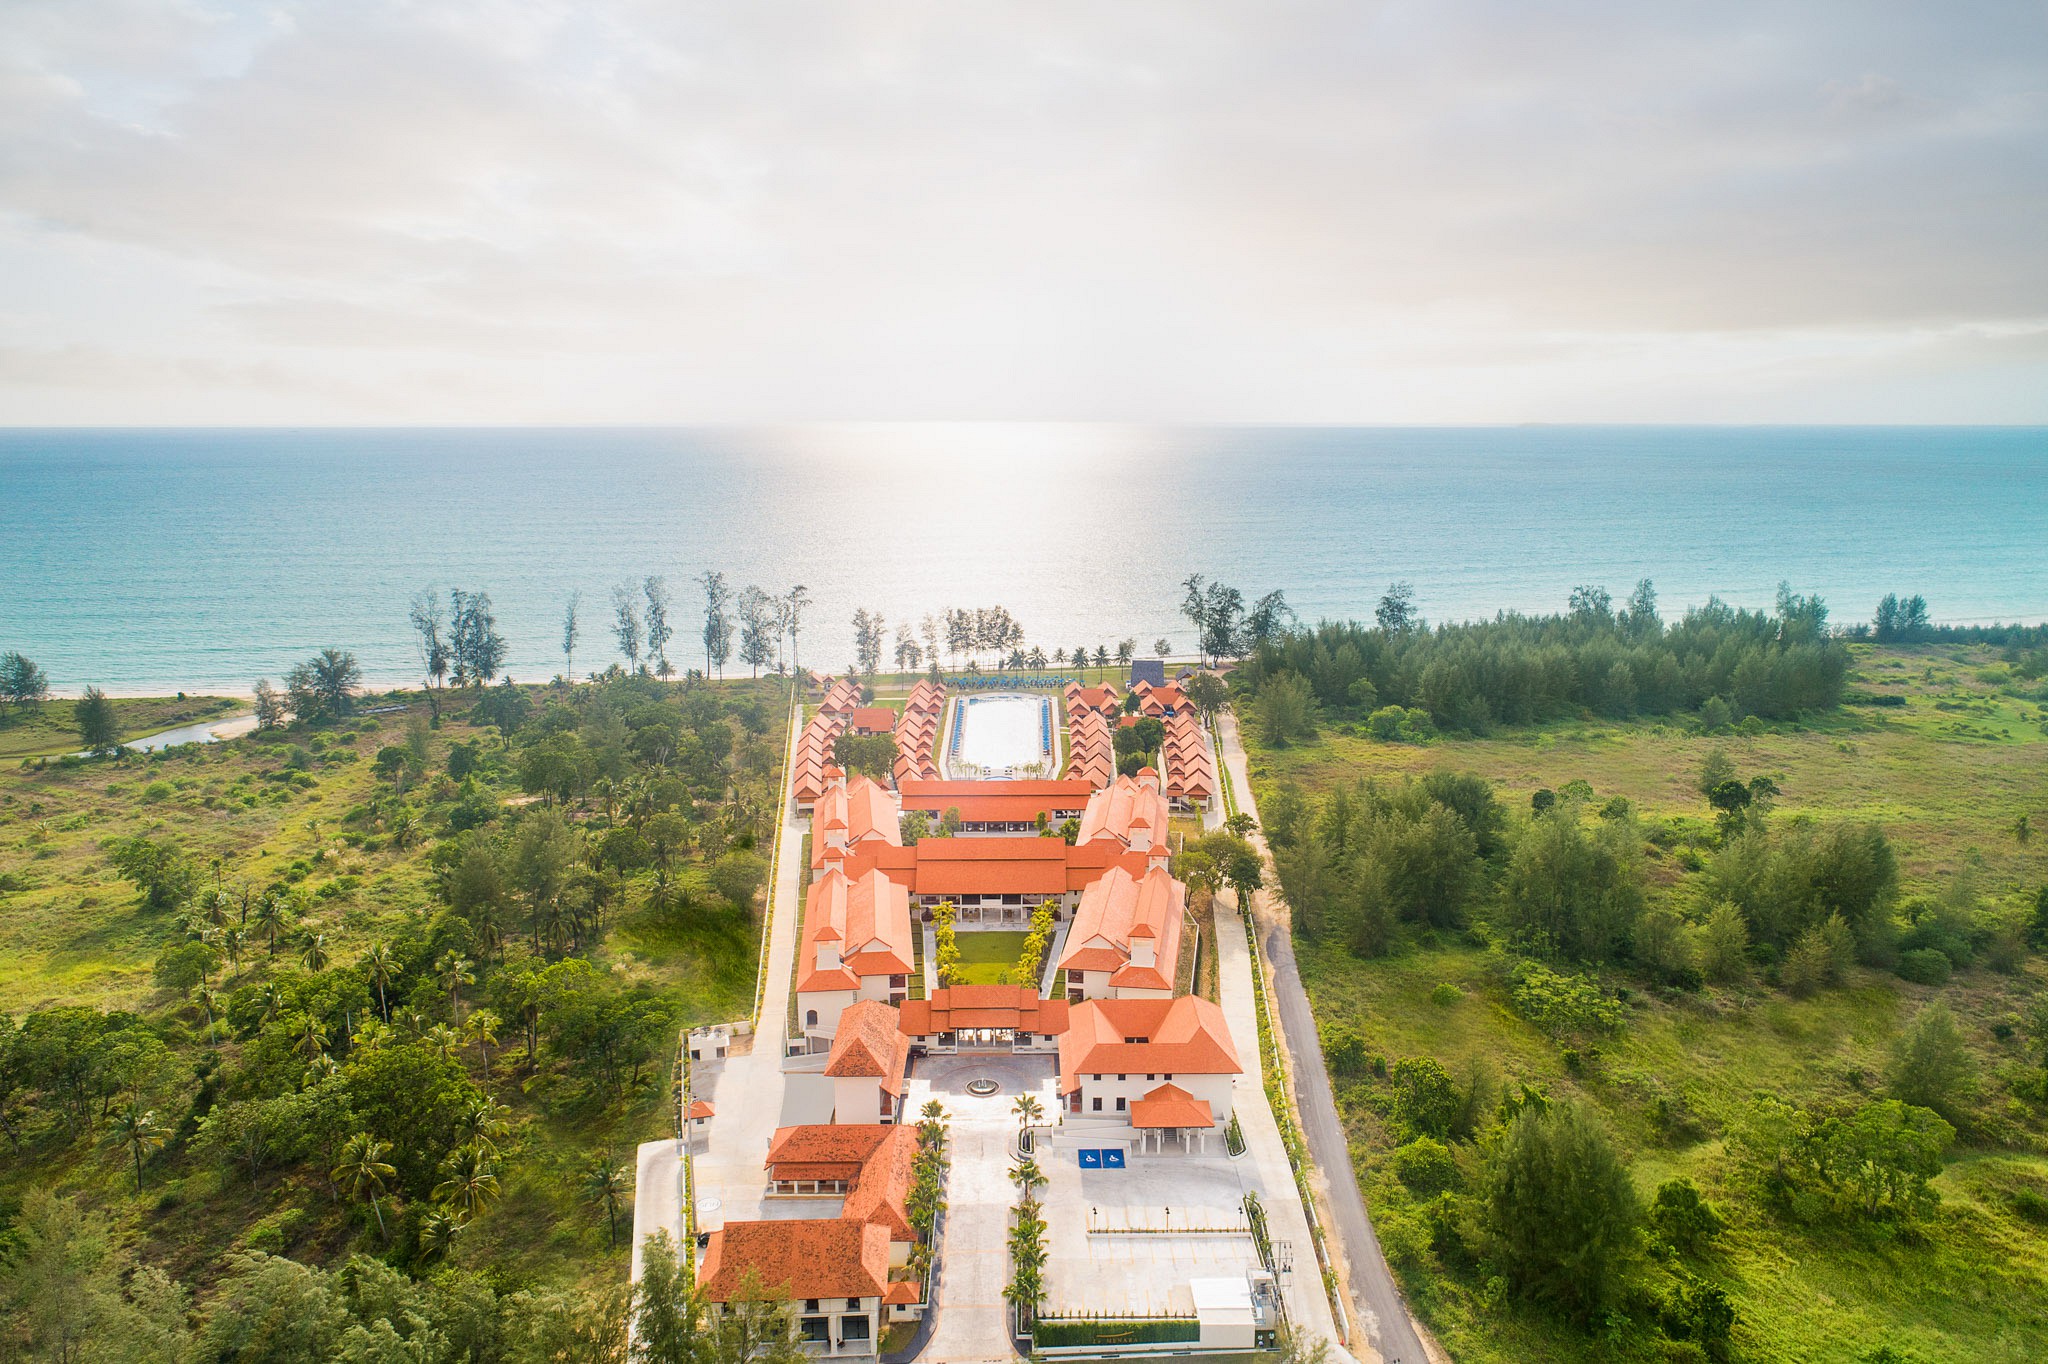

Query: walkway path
<box><xmin>1211</xmin><ymin>892</ymin><xmax>1342</xmax><ymax>1349</ymax></box>
<box><xmin>911</xmin><ymin>1056</ymin><xmax>1051</xmax><ymax>1364</ymax></box>
<box><xmin>1217</xmin><ymin>708</ymin><xmax>1433</xmax><ymax>1364</ymax></box>
<box><xmin>632</xmin><ymin>684</ymin><xmax>810</xmax><ymax>1274</ymax></box>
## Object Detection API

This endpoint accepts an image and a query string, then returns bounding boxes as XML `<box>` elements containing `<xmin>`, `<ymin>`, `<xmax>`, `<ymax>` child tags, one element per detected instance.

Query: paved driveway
<box><xmin>908</xmin><ymin>1054</ymin><xmax>1057</xmax><ymax>1364</ymax></box>
<box><xmin>1218</xmin><ymin>709</ymin><xmax>1433</xmax><ymax>1364</ymax></box>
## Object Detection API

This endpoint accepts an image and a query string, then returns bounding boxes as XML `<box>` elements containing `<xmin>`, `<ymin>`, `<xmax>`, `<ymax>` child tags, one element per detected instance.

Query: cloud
<box><xmin>1</xmin><ymin>0</ymin><xmax>2045</xmax><ymax>421</ymax></box>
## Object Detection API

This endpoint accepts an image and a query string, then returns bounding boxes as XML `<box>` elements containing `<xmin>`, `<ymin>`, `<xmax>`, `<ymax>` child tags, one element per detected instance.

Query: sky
<box><xmin>2</xmin><ymin>0</ymin><xmax>2045</xmax><ymax>425</ymax></box>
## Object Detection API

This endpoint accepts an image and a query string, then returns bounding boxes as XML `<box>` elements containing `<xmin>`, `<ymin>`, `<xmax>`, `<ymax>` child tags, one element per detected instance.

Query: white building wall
<box><xmin>798</xmin><ymin>988</ymin><xmax>858</xmax><ymax>1038</ymax></box>
<box><xmin>1070</xmin><ymin>1071</ymin><xmax>1235</xmax><ymax>1123</ymax></box>
<box><xmin>833</xmin><ymin>1074</ymin><xmax>898</xmax><ymax>1124</ymax></box>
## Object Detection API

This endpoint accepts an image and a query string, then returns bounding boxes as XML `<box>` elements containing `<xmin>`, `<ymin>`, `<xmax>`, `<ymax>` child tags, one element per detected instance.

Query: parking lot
<box><xmin>1040</xmin><ymin>1142</ymin><xmax>1265</xmax><ymax>1319</ymax></box>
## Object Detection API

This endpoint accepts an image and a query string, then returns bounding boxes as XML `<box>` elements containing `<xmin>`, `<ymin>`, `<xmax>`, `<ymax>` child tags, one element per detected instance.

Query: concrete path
<box><xmin>633</xmin><ymin>684</ymin><xmax>810</xmax><ymax>1272</ymax></box>
<box><xmin>1217</xmin><ymin>709</ymin><xmax>1433</xmax><ymax>1364</ymax></box>
<box><xmin>910</xmin><ymin>1056</ymin><xmax>1054</xmax><ymax>1364</ymax></box>
<box><xmin>1211</xmin><ymin>892</ymin><xmax>1342</xmax><ymax>1350</ymax></box>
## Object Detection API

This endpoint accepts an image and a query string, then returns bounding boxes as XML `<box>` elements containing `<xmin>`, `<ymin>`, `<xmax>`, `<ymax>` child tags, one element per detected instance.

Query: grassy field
<box><xmin>1240</xmin><ymin>643</ymin><xmax>2048</xmax><ymax>1363</ymax></box>
<box><xmin>952</xmin><ymin>930</ymin><xmax>1031</xmax><ymax>985</ymax></box>
<box><xmin>0</xmin><ymin>678</ymin><xmax>787</xmax><ymax>1302</ymax></box>
<box><xmin>0</xmin><ymin>693</ymin><xmax>244</xmax><ymax>759</ymax></box>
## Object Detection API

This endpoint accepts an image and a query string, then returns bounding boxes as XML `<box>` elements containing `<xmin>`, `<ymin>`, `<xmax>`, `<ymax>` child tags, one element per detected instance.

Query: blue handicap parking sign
<box><xmin>1078</xmin><ymin>1149</ymin><xmax>1102</xmax><ymax>1168</ymax></box>
<box><xmin>1102</xmin><ymin>1149</ymin><xmax>1126</xmax><ymax>1169</ymax></box>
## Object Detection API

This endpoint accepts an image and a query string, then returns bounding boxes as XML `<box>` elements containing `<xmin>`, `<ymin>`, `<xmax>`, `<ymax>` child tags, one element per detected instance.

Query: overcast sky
<box><xmin>2</xmin><ymin>0</ymin><xmax>2045</xmax><ymax>424</ymax></box>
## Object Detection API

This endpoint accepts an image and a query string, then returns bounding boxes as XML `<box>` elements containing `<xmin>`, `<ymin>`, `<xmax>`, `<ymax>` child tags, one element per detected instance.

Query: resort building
<box><xmin>846</xmin><ymin>705</ymin><xmax>898</xmax><ymax>736</ymax></box>
<box><xmin>896</xmin><ymin>778</ymin><xmax>1092</xmax><ymax>835</ymax></box>
<box><xmin>818</xmin><ymin>676</ymin><xmax>864</xmax><ymax>715</ymax></box>
<box><xmin>898</xmin><ymin>984</ymin><xmax>1069</xmax><ymax>1054</ymax></box>
<box><xmin>892</xmin><ymin>680</ymin><xmax>944</xmax><ymax>785</ymax></box>
<box><xmin>1161</xmin><ymin>708</ymin><xmax>1217</xmax><ymax>810</ymax></box>
<box><xmin>698</xmin><ymin>1218</ymin><xmax>898</xmax><ymax>1355</ymax></box>
<box><xmin>1131</xmin><ymin>680</ymin><xmax>1187</xmax><ymax>718</ymax></box>
<box><xmin>1058</xmin><ymin>995</ymin><xmax>1241</xmax><ymax>1147</ymax></box>
<box><xmin>1063</xmin><ymin>695</ymin><xmax>1114</xmax><ymax>788</ymax></box>
<box><xmin>794</xmin><ymin>708</ymin><xmax>851</xmax><ymax>808</ymax></box>
<box><xmin>810</xmin><ymin>769</ymin><xmax>901</xmax><ymax>866</ymax></box>
<box><xmin>1074</xmin><ymin>770</ymin><xmax>1170</xmax><ymax>849</ymax></box>
<box><xmin>839</xmin><ymin>837</ymin><xmax>1148</xmax><ymax>924</ymax></box>
<box><xmin>797</xmin><ymin>868</ymin><xmax>915</xmax><ymax>1037</ymax></box>
<box><xmin>1057</xmin><ymin>862</ymin><xmax>1185</xmax><ymax>1000</ymax></box>
<box><xmin>823</xmin><ymin>1000</ymin><xmax>911</xmax><ymax>1124</ymax></box>
<box><xmin>765</xmin><ymin>1124</ymin><xmax>921</xmax><ymax>1253</ymax></box>
<box><xmin>1064</xmin><ymin>683</ymin><xmax>1122</xmax><ymax>718</ymax></box>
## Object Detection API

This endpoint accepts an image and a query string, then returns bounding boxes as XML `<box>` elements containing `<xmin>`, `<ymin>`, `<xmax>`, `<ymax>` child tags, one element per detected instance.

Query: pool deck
<box><xmin>942</xmin><ymin>691</ymin><xmax>1059</xmax><ymax>780</ymax></box>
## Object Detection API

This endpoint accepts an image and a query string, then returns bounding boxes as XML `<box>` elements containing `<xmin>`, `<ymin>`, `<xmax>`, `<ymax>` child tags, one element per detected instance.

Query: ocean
<box><xmin>2</xmin><ymin>425</ymin><xmax>2043</xmax><ymax>696</ymax></box>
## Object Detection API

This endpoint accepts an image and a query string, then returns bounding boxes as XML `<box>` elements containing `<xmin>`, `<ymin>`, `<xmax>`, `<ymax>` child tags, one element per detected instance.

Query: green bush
<box><xmin>1429</xmin><ymin>982</ymin><xmax>1461</xmax><ymax>1007</ymax></box>
<box><xmin>141</xmin><ymin>781</ymin><xmax>174</xmax><ymax>802</ymax></box>
<box><xmin>1032</xmin><ymin>1318</ymin><xmax>1200</xmax><ymax>1347</ymax></box>
<box><xmin>1895</xmin><ymin>948</ymin><xmax>1953</xmax><ymax>986</ymax></box>
<box><xmin>1393</xmin><ymin>1137</ymin><xmax>1461</xmax><ymax>1194</ymax></box>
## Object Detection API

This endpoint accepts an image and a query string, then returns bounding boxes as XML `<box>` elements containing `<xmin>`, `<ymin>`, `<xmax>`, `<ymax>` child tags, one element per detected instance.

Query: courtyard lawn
<box><xmin>952</xmin><ymin>930</ymin><xmax>1031</xmax><ymax>985</ymax></box>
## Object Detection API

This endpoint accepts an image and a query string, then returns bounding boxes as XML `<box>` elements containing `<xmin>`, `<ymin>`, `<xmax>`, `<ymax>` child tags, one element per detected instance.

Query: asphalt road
<box><xmin>1218</xmin><ymin>710</ymin><xmax>1433</xmax><ymax>1364</ymax></box>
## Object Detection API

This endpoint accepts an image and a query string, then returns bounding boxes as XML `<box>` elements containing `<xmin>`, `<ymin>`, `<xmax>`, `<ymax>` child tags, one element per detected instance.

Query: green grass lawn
<box><xmin>1239</xmin><ymin>643</ymin><xmax>2048</xmax><ymax>1364</ymax></box>
<box><xmin>951</xmin><ymin>930</ymin><xmax>1030</xmax><ymax>985</ymax></box>
<box><xmin>0</xmin><ymin>693</ymin><xmax>244</xmax><ymax>759</ymax></box>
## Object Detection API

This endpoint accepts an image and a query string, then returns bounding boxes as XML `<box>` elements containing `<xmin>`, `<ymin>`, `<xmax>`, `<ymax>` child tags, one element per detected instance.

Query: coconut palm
<box><xmin>433</xmin><ymin>1144</ymin><xmax>502</xmax><ymax>1223</ymax></box>
<box><xmin>361</xmin><ymin>941</ymin><xmax>395</xmax><ymax>1021</ymax></box>
<box><xmin>463</xmin><ymin>1009</ymin><xmax>500</xmax><ymax>1082</ymax></box>
<box><xmin>106</xmin><ymin>1104</ymin><xmax>169</xmax><ymax>1191</ymax></box>
<box><xmin>220</xmin><ymin>925</ymin><xmax>246</xmax><ymax>977</ymax></box>
<box><xmin>438</xmin><ymin>952</ymin><xmax>475</xmax><ymax>1014</ymax></box>
<box><xmin>389</xmin><ymin>805</ymin><xmax>422</xmax><ymax>850</ymax></box>
<box><xmin>255</xmin><ymin>981</ymin><xmax>285</xmax><ymax>1025</ymax></box>
<box><xmin>190</xmin><ymin>983</ymin><xmax>219</xmax><ymax>1045</ymax></box>
<box><xmin>453</xmin><ymin>1096</ymin><xmax>511</xmax><ymax>1158</ymax></box>
<box><xmin>335</xmin><ymin>1131</ymin><xmax>397</xmax><ymax>1237</ymax></box>
<box><xmin>295</xmin><ymin>1015</ymin><xmax>329</xmax><ymax>1063</ymax></box>
<box><xmin>419</xmin><ymin>1209</ymin><xmax>463</xmax><ymax>1262</ymax></box>
<box><xmin>424</xmin><ymin>1024</ymin><xmax>463</xmax><ymax>1061</ymax></box>
<box><xmin>254</xmin><ymin>894</ymin><xmax>290</xmax><ymax>953</ymax></box>
<box><xmin>581</xmin><ymin>1154</ymin><xmax>630</xmax><ymax>1249</ymax></box>
<box><xmin>304</xmin><ymin>1054</ymin><xmax>340</xmax><ymax>1085</ymax></box>
<box><xmin>299</xmin><ymin>931</ymin><xmax>331</xmax><ymax>974</ymax></box>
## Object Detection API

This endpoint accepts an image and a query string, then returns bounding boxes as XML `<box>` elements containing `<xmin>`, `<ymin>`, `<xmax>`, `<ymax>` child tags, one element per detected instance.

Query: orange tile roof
<box><xmin>825</xmin><ymin>1001</ymin><xmax>910</xmax><ymax>1094</ymax></box>
<box><xmin>848</xmin><ymin>706</ymin><xmax>898</xmax><ymax>734</ymax></box>
<box><xmin>1129</xmin><ymin>1081</ymin><xmax>1214</xmax><ymax>1129</ymax></box>
<box><xmin>811</xmin><ymin>775</ymin><xmax>902</xmax><ymax>862</ymax></box>
<box><xmin>767</xmin><ymin>1123</ymin><xmax>897</xmax><ymax>1170</ymax></box>
<box><xmin>687</xmin><ymin>1099</ymin><xmax>716</xmax><ymax>1120</ymax></box>
<box><xmin>1076</xmin><ymin>774</ymin><xmax>1169</xmax><ymax>847</ymax></box>
<box><xmin>843</xmin><ymin>839</ymin><xmax>1147</xmax><ymax>897</ymax></box>
<box><xmin>885</xmin><ymin>1280</ymin><xmax>922</xmax><ymax>1305</ymax></box>
<box><xmin>897</xmin><ymin>779</ymin><xmax>1093</xmax><ymax>823</ymax></box>
<box><xmin>699</xmin><ymin>1218</ymin><xmax>890</xmax><ymax>1302</ymax></box>
<box><xmin>898</xmin><ymin>985</ymin><xmax>1071</xmax><ymax>1037</ymax></box>
<box><xmin>1058</xmin><ymin>996</ymin><xmax>1241</xmax><ymax>1095</ymax></box>
<box><xmin>801</xmin><ymin>868</ymin><xmax>914</xmax><ymax>989</ymax></box>
<box><xmin>1058</xmin><ymin>865</ymin><xmax>1184</xmax><ymax>991</ymax></box>
<box><xmin>819</xmin><ymin>678</ymin><xmax>864</xmax><ymax>714</ymax></box>
<box><xmin>838</xmin><ymin>1125</ymin><xmax>919</xmax><ymax>1242</ymax></box>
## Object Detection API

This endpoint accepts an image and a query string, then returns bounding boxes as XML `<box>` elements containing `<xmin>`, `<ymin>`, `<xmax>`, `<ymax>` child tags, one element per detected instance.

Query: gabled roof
<box><xmin>838</xmin><ymin>1124</ymin><xmax>919</xmax><ymax>1242</ymax></box>
<box><xmin>898</xmin><ymin>985</ymin><xmax>1071</xmax><ymax>1038</ymax></box>
<box><xmin>1057</xmin><ymin>864</ymin><xmax>1185</xmax><ymax>990</ymax></box>
<box><xmin>699</xmin><ymin>1218</ymin><xmax>890</xmax><ymax>1302</ymax></box>
<box><xmin>1130</xmin><ymin>1082</ymin><xmax>1214</xmax><ymax>1129</ymax></box>
<box><xmin>843</xmin><ymin>838</ymin><xmax>1147</xmax><ymax>897</ymax></box>
<box><xmin>848</xmin><ymin>705</ymin><xmax>898</xmax><ymax>734</ymax></box>
<box><xmin>898</xmin><ymin>779</ymin><xmax>1094</xmax><ymax>823</ymax></box>
<box><xmin>800</xmin><ymin>868</ymin><xmax>914</xmax><ymax>992</ymax></box>
<box><xmin>825</xmin><ymin>1001</ymin><xmax>910</xmax><ymax>1094</ymax></box>
<box><xmin>1076</xmin><ymin>773</ymin><xmax>1169</xmax><ymax>848</ymax></box>
<box><xmin>811</xmin><ymin>775</ymin><xmax>901</xmax><ymax>862</ymax></box>
<box><xmin>687</xmin><ymin>1099</ymin><xmax>716</xmax><ymax>1120</ymax></box>
<box><xmin>1059</xmin><ymin>996</ymin><xmax>1241</xmax><ymax>1095</ymax></box>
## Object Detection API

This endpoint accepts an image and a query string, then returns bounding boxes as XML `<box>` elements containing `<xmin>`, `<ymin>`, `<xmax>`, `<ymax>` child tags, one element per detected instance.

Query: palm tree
<box><xmin>1011</xmin><ymin>1158</ymin><xmax>1046</xmax><ymax>1195</ymax></box>
<box><xmin>581</xmin><ymin>1154</ymin><xmax>630</xmax><ymax>1249</ymax></box>
<box><xmin>424</xmin><ymin>1024</ymin><xmax>463</xmax><ymax>1061</ymax></box>
<box><xmin>453</xmin><ymin>1096</ymin><xmax>511</xmax><ymax>1159</ymax></box>
<box><xmin>299</xmin><ymin>931</ymin><xmax>331</xmax><ymax>974</ymax></box>
<box><xmin>304</xmin><ymin>1054</ymin><xmax>340</xmax><ymax>1085</ymax></box>
<box><xmin>190</xmin><ymin>983</ymin><xmax>219</xmax><ymax>1046</ymax></box>
<box><xmin>335</xmin><ymin>1131</ymin><xmax>397</xmax><ymax>1237</ymax></box>
<box><xmin>433</xmin><ymin>1144</ymin><xmax>502</xmax><ymax>1223</ymax></box>
<box><xmin>463</xmin><ymin>1009</ymin><xmax>500</xmax><ymax>1083</ymax></box>
<box><xmin>438</xmin><ymin>952</ymin><xmax>475</xmax><ymax>1014</ymax></box>
<box><xmin>220</xmin><ymin>926</ymin><xmax>246</xmax><ymax>978</ymax></box>
<box><xmin>297</xmin><ymin>1016</ymin><xmax>329</xmax><ymax>1063</ymax></box>
<box><xmin>254</xmin><ymin>894</ymin><xmax>290</xmax><ymax>954</ymax></box>
<box><xmin>1013</xmin><ymin>1094</ymin><xmax>1044</xmax><ymax>1127</ymax></box>
<box><xmin>361</xmin><ymin>941</ymin><xmax>395</xmax><ymax>1021</ymax></box>
<box><xmin>106</xmin><ymin>1105</ymin><xmax>169</xmax><ymax>1191</ymax></box>
<box><xmin>418</xmin><ymin>1209</ymin><xmax>462</xmax><ymax>1262</ymax></box>
<box><xmin>255</xmin><ymin>981</ymin><xmax>284</xmax><ymax>1024</ymax></box>
<box><xmin>389</xmin><ymin>805</ymin><xmax>422</xmax><ymax>850</ymax></box>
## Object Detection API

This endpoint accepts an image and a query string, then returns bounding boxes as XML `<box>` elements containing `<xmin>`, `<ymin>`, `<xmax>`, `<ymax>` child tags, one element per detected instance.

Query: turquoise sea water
<box><xmin>2</xmin><ymin>425</ymin><xmax>2044</xmax><ymax>695</ymax></box>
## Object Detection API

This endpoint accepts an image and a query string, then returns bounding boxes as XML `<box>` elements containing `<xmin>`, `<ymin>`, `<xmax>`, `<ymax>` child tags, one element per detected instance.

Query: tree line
<box><xmin>1226</xmin><ymin>577</ymin><xmax>1851</xmax><ymax>737</ymax></box>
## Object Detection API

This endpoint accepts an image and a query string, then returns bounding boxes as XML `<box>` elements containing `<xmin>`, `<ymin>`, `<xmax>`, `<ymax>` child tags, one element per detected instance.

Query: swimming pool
<box><xmin>947</xmin><ymin>693</ymin><xmax>1055</xmax><ymax>777</ymax></box>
